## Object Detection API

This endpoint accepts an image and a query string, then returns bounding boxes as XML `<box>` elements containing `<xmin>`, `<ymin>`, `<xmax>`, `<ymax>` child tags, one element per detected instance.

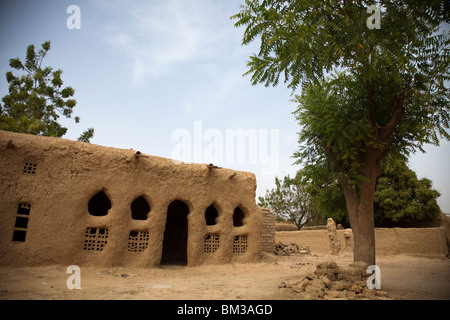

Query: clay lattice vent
<box><xmin>84</xmin><ymin>227</ymin><xmax>109</xmax><ymax>251</ymax></box>
<box><xmin>127</xmin><ymin>230</ymin><xmax>149</xmax><ymax>253</ymax></box>
<box><xmin>12</xmin><ymin>203</ymin><xmax>31</xmax><ymax>242</ymax></box>
<box><xmin>204</xmin><ymin>234</ymin><xmax>220</xmax><ymax>253</ymax></box>
<box><xmin>233</xmin><ymin>235</ymin><xmax>248</xmax><ymax>254</ymax></box>
<box><xmin>23</xmin><ymin>163</ymin><xmax>37</xmax><ymax>174</ymax></box>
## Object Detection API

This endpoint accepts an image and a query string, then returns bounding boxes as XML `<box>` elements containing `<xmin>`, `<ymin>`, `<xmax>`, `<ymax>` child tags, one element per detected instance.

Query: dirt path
<box><xmin>0</xmin><ymin>253</ymin><xmax>448</xmax><ymax>300</ymax></box>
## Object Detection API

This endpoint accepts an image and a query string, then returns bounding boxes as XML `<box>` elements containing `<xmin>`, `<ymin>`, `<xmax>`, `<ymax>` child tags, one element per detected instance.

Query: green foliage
<box><xmin>233</xmin><ymin>0</ymin><xmax>449</xmax><ymax>155</ymax></box>
<box><xmin>232</xmin><ymin>1</ymin><xmax>448</xmax><ymax>91</ymax></box>
<box><xmin>0</xmin><ymin>41</ymin><xmax>90</xmax><ymax>139</ymax></box>
<box><xmin>297</xmin><ymin>155</ymin><xmax>442</xmax><ymax>226</ymax></box>
<box><xmin>233</xmin><ymin>0</ymin><xmax>449</xmax><ymax>189</ymax></box>
<box><xmin>374</xmin><ymin>156</ymin><xmax>441</xmax><ymax>225</ymax></box>
<box><xmin>297</xmin><ymin>163</ymin><xmax>349</xmax><ymax>227</ymax></box>
<box><xmin>257</xmin><ymin>175</ymin><xmax>323</xmax><ymax>229</ymax></box>
<box><xmin>77</xmin><ymin>127</ymin><xmax>95</xmax><ymax>143</ymax></box>
<box><xmin>292</xmin><ymin>72</ymin><xmax>377</xmax><ymax>188</ymax></box>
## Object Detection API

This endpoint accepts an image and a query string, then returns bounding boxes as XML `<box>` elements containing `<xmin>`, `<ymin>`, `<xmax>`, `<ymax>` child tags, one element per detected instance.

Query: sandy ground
<box><xmin>0</xmin><ymin>252</ymin><xmax>449</xmax><ymax>300</ymax></box>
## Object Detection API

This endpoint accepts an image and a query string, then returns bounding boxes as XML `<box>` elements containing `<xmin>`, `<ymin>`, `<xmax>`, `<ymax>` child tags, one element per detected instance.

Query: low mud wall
<box><xmin>276</xmin><ymin>227</ymin><xmax>448</xmax><ymax>258</ymax></box>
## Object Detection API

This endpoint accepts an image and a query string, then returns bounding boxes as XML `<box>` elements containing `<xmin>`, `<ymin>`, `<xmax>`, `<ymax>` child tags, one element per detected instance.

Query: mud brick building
<box><xmin>0</xmin><ymin>130</ymin><xmax>264</xmax><ymax>267</ymax></box>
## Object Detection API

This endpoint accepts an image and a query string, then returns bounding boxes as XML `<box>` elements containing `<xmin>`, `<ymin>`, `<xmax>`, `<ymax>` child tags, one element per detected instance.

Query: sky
<box><xmin>0</xmin><ymin>0</ymin><xmax>449</xmax><ymax>213</ymax></box>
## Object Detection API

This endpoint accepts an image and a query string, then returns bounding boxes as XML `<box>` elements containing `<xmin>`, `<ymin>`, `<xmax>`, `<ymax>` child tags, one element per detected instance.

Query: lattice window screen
<box><xmin>204</xmin><ymin>234</ymin><xmax>220</xmax><ymax>253</ymax></box>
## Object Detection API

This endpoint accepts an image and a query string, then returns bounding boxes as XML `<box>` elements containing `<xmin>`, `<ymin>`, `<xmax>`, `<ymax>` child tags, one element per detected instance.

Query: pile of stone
<box><xmin>275</xmin><ymin>242</ymin><xmax>310</xmax><ymax>256</ymax></box>
<box><xmin>280</xmin><ymin>261</ymin><xmax>389</xmax><ymax>300</ymax></box>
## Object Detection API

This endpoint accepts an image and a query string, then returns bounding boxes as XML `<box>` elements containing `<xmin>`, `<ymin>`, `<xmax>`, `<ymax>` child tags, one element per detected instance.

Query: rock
<box><xmin>361</xmin><ymin>288</ymin><xmax>378</xmax><ymax>297</ymax></box>
<box><xmin>275</xmin><ymin>242</ymin><xmax>310</xmax><ymax>256</ymax></box>
<box><xmin>330</xmin><ymin>280</ymin><xmax>350</xmax><ymax>291</ymax></box>
<box><xmin>326</xmin><ymin>290</ymin><xmax>348</xmax><ymax>299</ymax></box>
<box><xmin>286</xmin><ymin>261</ymin><xmax>389</xmax><ymax>300</ymax></box>
<box><xmin>316</xmin><ymin>261</ymin><xmax>338</xmax><ymax>269</ymax></box>
<box><xmin>292</xmin><ymin>278</ymin><xmax>310</xmax><ymax>293</ymax></box>
<box><xmin>299</xmin><ymin>248</ymin><xmax>310</xmax><ymax>254</ymax></box>
<box><xmin>338</xmin><ymin>266</ymin><xmax>364</xmax><ymax>282</ymax></box>
<box><xmin>320</xmin><ymin>275</ymin><xmax>332</xmax><ymax>287</ymax></box>
<box><xmin>283</xmin><ymin>278</ymin><xmax>303</xmax><ymax>288</ymax></box>
<box><xmin>305</xmin><ymin>271</ymin><xmax>318</xmax><ymax>280</ymax></box>
<box><xmin>375</xmin><ymin>290</ymin><xmax>389</xmax><ymax>298</ymax></box>
<box><xmin>326</xmin><ymin>290</ymin><xmax>357</xmax><ymax>300</ymax></box>
<box><xmin>314</xmin><ymin>261</ymin><xmax>339</xmax><ymax>281</ymax></box>
<box><xmin>345</xmin><ymin>291</ymin><xmax>357</xmax><ymax>299</ymax></box>
<box><xmin>348</xmin><ymin>284</ymin><xmax>364</xmax><ymax>293</ymax></box>
<box><xmin>309</xmin><ymin>279</ymin><xmax>326</xmax><ymax>291</ymax></box>
<box><xmin>304</xmin><ymin>284</ymin><xmax>325</xmax><ymax>299</ymax></box>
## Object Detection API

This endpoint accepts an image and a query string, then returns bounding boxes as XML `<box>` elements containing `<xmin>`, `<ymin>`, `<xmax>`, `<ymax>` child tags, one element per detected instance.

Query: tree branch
<box><xmin>339</xmin><ymin>176</ymin><xmax>359</xmax><ymax>208</ymax></box>
<box><xmin>381</xmin><ymin>90</ymin><xmax>407</xmax><ymax>143</ymax></box>
<box><xmin>366</xmin><ymin>80</ymin><xmax>379</xmax><ymax>130</ymax></box>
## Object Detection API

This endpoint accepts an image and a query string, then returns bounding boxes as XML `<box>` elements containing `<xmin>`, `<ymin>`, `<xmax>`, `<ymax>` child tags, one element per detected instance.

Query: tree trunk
<box><xmin>338</xmin><ymin>84</ymin><xmax>405</xmax><ymax>266</ymax></box>
<box><xmin>340</xmin><ymin>152</ymin><xmax>382</xmax><ymax>266</ymax></box>
<box><xmin>346</xmin><ymin>190</ymin><xmax>376</xmax><ymax>265</ymax></box>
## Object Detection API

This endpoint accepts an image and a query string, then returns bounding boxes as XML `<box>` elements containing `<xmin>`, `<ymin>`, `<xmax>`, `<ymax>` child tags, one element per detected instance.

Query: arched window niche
<box><xmin>88</xmin><ymin>190</ymin><xmax>111</xmax><ymax>216</ymax></box>
<box><xmin>205</xmin><ymin>204</ymin><xmax>219</xmax><ymax>226</ymax></box>
<box><xmin>131</xmin><ymin>195</ymin><xmax>151</xmax><ymax>220</ymax></box>
<box><xmin>233</xmin><ymin>206</ymin><xmax>246</xmax><ymax>227</ymax></box>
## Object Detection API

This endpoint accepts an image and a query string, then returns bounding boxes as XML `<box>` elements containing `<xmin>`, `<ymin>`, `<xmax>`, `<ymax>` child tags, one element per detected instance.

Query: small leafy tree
<box><xmin>298</xmin><ymin>163</ymin><xmax>349</xmax><ymax>227</ymax></box>
<box><xmin>77</xmin><ymin>127</ymin><xmax>95</xmax><ymax>143</ymax></box>
<box><xmin>257</xmin><ymin>175</ymin><xmax>321</xmax><ymax>229</ymax></box>
<box><xmin>0</xmin><ymin>41</ymin><xmax>93</xmax><ymax>141</ymax></box>
<box><xmin>374</xmin><ymin>156</ymin><xmax>441</xmax><ymax>226</ymax></box>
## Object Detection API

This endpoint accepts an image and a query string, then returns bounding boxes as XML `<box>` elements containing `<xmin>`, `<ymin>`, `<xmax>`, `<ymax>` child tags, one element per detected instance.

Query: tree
<box><xmin>374</xmin><ymin>155</ymin><xmax>441</xmax><ymax>226</ymax></box>
<box><xmin>0</xmin><ymin>41</ymin><xmax>94</xmax><ymax>141</ymax></box>
<box><xmin>300</xmin><ymin>154</ymin><xmax>441</xmax><ymax>227</ymax></box>
<box><xmin>257</xmin><ymin>175</ymin><xmax>321</xmax><ymax>229</ymax></box>
<box><xmin>77</xmin><ymin>127</ymin><xmax>95</xmax><ymax>143</ymax></box>
<box><xmin>232</xmin><ymin>1</ymin><xmax>449</xmax><ymax>264</ymax></box>
<box><xmin>297</xmin><ymin>162</ymin><xmax>349</xmax><ymax>227</ymax></box>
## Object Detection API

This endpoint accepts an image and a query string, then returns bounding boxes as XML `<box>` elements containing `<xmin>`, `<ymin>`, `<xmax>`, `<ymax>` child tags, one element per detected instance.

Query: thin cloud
<box><xmin>104</xmin><ymin>0</ymin><xmax>235</xmax><ymax>86</ymax></box>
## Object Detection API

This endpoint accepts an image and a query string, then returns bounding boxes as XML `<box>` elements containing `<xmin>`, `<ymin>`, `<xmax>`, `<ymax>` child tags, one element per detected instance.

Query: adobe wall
<box><xmin>260</xmin><ymin>208</ymin><xmax>275</xmax><ymax>253</ymax></box>
<box><xmin>0</xmin><ymin>130</ymin><xmax>262</xmax><ymax>267</ymax></box>
<box><xmin>276</xmin><ymin>227</ymin><xmax>448</xmax><ymax>258</ymax></box>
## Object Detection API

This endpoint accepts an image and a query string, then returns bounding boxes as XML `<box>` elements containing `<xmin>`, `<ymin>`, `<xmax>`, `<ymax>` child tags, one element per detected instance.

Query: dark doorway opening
<box><xmin>160</xmin><ymin>200</ymin><xmax>189</xmax><ymax>265</ymax></box>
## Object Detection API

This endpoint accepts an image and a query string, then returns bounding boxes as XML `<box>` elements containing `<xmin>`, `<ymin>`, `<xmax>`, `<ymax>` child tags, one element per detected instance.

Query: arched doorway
<box><xmin>160</xmin><ymin>200</ymin><xmax>189</xmax><ymax>265</ymax></box>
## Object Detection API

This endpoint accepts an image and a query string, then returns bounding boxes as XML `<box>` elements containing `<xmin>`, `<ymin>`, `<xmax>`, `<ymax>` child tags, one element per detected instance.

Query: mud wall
<box><xmin>260</xmin><ymin>208</ymin><xmax>275</xmax><ymax>253</ymax></box>
<box><xmin>0</xmin><ymin>130</ymin><xmax>262</xmax><ymax>267</ymax></box>
<box><xmin>276</xmin><ymin>227</ymin><xmax>448</xmax><ymax>258</ymax></box>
